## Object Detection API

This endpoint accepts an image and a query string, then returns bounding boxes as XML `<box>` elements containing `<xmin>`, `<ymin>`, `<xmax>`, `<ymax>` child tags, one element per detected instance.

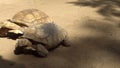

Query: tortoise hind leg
<box><xmin>61</xmin><ymin>35</ymin><xmax>71</xmax><ymax>47</ymax></box>
<box><xmin>36</xmin><ymin>44</ymin><xmax>49</xmax><ymax>57</ymax></box>
<box><xmin>61</xmin><ymin>39</ymin><xmax>71</xmax><ymax>47</ymax></box>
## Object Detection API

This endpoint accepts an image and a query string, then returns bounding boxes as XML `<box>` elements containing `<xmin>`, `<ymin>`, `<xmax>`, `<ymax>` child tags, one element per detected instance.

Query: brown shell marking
<box><xmin>12</xmin><ymin>9</ymin><xmax>52</xmax><ymax>26</ymax></box>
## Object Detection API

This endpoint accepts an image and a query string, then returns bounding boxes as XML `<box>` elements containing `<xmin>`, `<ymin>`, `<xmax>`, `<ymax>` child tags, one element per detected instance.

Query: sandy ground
<box><xmin>1</xmin><ymin>0</ymin><xmax>120</xmax><ymax>68</ymax></box>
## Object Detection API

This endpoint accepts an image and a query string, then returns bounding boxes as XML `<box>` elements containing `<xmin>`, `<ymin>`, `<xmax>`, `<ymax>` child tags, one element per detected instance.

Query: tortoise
<box><xmin>0</xmin><ymin>9</ymin><xmax>53</xmax><ymax>37</ymax></box>
<box><xmin>14</xmin><ymin>23</ymin><xmax>70</xmax><ymax>57</ymax></box>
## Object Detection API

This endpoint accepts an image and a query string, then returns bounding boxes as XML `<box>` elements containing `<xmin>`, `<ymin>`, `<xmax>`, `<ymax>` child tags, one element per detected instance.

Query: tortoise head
<box><xmin>0</xmin><ymin>19</ymin><xmax>24</xmax><ymax>37</ymax></box>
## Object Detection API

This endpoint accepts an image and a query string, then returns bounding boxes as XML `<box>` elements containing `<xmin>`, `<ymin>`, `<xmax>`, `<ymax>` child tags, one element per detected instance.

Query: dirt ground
<box><xmin>1</xmin><ymin>0</ymin><xmax>120</xmax><ymax>68</ymax></box>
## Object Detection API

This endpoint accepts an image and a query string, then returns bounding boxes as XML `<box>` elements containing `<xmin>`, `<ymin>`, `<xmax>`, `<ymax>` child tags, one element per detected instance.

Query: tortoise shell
<box><xmin>11</xmin><ymin>9</ymin><xmax>53</xmax><ymax>27</ymax></box>
<box><xmin>22</xmin><ymin>23</ymin><xmax>67</xmax><ymax>49</ymax></box>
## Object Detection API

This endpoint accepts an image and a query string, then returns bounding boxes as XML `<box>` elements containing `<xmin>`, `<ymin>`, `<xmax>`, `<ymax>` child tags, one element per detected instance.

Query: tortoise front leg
<box><xmin>14</xmin><ymin>38</ymin><xmax>32</xmax><ymax>54</ymax></box>
<box><xmin>36</xmin><ymin>44</ymin><xmax>49</xmax><ymax>57</ymax></box>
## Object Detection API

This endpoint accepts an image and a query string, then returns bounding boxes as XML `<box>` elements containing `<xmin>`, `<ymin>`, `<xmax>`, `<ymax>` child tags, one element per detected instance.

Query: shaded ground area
<box><xmin>0</xmin><ymin>56</ymin><xmax>25</xmax><ymax>68</ymax></box>
<box><xmin>1</xmin><ymin>0</ymin><xmax>120</xmax><ymax>68</ymax></box>
<box><xmin>68</xmin><ymin>0</ymin><xmax>120</xmax><ymax>26</ymax></box>
<box><xmin>68</xmin><ymin>0</ymin><xmax>120</xmax><ymax>17</ymax></box>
